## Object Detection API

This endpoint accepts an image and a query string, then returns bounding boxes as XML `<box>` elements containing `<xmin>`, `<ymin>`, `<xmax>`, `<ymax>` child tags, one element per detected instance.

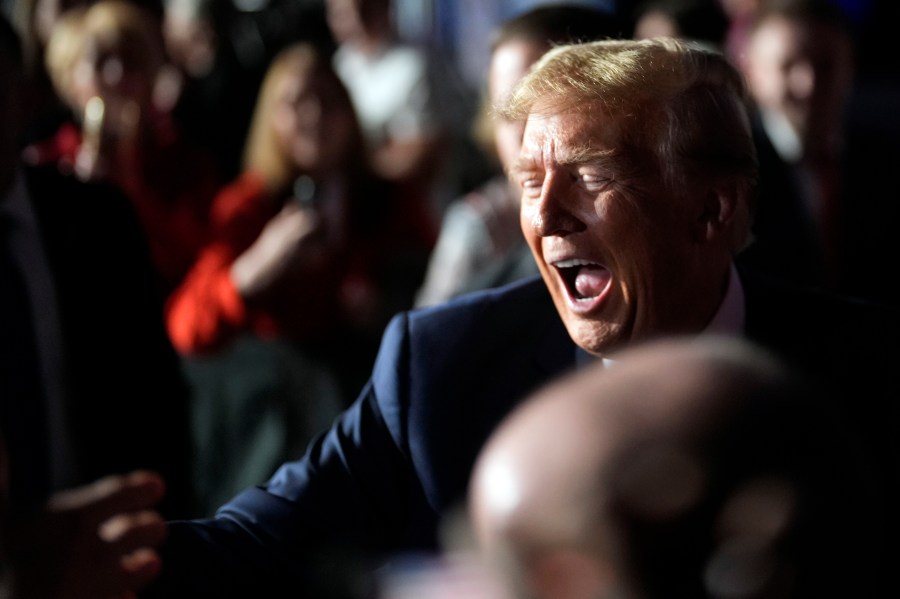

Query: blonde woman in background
<box><xmin>28</xmin><ymin>0</ymin><xmax>223</xmax><ymax>295</ymax></box>
<box><xmin>167</xmin><ymin>42</ymin><xmax>435</xmax><ymax>514</ymax></box>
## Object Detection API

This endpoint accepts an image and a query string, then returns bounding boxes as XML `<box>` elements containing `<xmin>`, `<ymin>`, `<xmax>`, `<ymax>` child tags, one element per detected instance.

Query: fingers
<box><xmin>47</xmin><ymin>470</ymin><xmax>165</xmax><ymax>525</ymax></box>
<box><xmin>75</xmin><ymin>504</ymin><xmax>167</xmax><ymax>598</ymax></box>
<box><xmin>273</xmin><ymin>202</ymin><xmax>322</xmax><ymax>239</ymax></box>
<box><xmin>107</xmin><ymin>547</ymin><xmax>164</xmax><ymax>595</ymax></box>
<box><xmin>6</xmin><ymin>472</ymin><xmax>168</xmax><ymax>599</ymax></box>
<box><xmin>99</xmin><ymin>509</ymin><xmax>167</xmax><ymax>549</ymax></box>
<box><xmin>84</xmin><ymin>509</ymin><xmax>167</xmax><ymax>598</ymax></box>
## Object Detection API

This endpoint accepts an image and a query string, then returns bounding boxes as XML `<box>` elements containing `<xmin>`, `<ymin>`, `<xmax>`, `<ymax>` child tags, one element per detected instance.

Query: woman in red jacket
<box><xmin>166</xmin><ymin>42</ymin><xmax>436</xmax><ymax>405</ymax></box>
<box><xmin>166</xmin><ymin>42</ymin><xmax>437</xmax><ymax>513</ymax></box>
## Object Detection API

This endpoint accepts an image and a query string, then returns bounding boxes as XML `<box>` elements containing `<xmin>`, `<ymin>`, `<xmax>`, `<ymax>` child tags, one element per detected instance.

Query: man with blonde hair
<box><xmin>142</xmin><ymin>38</ymin><xmax>895</xmax><ymax>598</ymax></box>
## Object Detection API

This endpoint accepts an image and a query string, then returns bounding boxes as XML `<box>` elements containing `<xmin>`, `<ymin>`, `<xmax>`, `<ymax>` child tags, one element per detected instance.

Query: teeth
<box><xmin>553</xmin><ymin>258</ymin><xmax>598</xmax><ymax>268</ymax></box>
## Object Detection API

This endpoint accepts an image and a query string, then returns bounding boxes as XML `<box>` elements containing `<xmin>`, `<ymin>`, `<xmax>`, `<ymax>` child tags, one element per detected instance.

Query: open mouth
<box><xmin>553</xmin><ymin>258</ymin><xmax>612</xmax><ymax>305</ymax></box>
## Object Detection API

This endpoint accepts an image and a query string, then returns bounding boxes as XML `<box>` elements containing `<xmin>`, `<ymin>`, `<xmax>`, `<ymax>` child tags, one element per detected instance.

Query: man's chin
<box><xmin>564</xmin><ymin>317</ymin><xmax>623</xmax><ymax>358</ymax></box>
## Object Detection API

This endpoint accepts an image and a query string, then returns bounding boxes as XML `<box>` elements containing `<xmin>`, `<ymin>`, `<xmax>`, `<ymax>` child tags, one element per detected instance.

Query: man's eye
<box><xmin>580</xmin><ymin>173</ymin><xmax>611</xmax><ymax>190</ymax></box>
<box><xmin>518</xmin><ymin>176</ymin><xmax>543</xmax><ymax>196</ymax></box>
<box><xmin>520</xmin><ymin>178</ymin><xmax>543</xmax><ymax>197</ymax></box>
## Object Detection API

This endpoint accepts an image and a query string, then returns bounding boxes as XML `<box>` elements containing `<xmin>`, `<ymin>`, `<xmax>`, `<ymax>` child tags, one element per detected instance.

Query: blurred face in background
<box><xmin>717</xmin><ymin>0</ymin><xmax>761</xmax><ymax>20</ymax></box>
<box><xmin>162</xmin><ymin>0</ymin><xmax>216</xmax><ymax>78</ymax></box>
<box><xmin>633</xmin><ymin>9</ymin><xmax>680</xmax><ymax>40</ymax></box>
<box><xmin>34</xmin><ymin>0</ymin><xmax>92</xmax><ymax>47</ymax></box>
<box><xmin>44</xmin><ymin>3</ymin><xmax>169</xmax><ymax>181</ymax></box>
<box><xmin>743</xmin><ymin>13</ymin><xmax>853</xmax><ymax>149</ymax></box>
<box><xmin>67</xmin><ymin>32</ymin><xmax>158</xmax><ymax>180</ymax></box>
<box><xmin>271</xmin><ymin>60</ymin><xmax>357</xmax><ymax>177</ymax></box>
<box><xmin>324</xmin><ymin>0</ymin><xmax>364</xmax><ymax>45</ymax></box>
<box><xmin>69</xmin><ymin>35</ymin><xmax>156</xmax><ymax>114</ymax></box>
<box><xmin>489</xmin><ymin>38</ymin><xmax>547</xmax><ymax>174</ymax></box>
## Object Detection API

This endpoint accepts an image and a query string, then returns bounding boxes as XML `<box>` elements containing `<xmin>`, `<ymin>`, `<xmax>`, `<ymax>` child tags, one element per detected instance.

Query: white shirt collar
<box><xmin>760</xmin><ymin>109</ymin><xmax>803</xmax><ymax>163</ymax></box>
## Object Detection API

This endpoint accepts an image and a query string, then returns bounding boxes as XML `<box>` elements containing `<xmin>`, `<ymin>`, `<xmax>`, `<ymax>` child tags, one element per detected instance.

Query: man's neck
<box><xmin>577</xmin><ymin>264</ymin><xmax>744</xmax><ymax>367</ymax></box>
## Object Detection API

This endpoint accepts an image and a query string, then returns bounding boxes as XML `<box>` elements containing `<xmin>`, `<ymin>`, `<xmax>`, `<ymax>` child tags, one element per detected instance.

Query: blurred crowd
<box><xmin>1</xmin><ymin>0</ymin><xmax>897</xmax><ymax>576</ymax></box>
<box><xmin>3</xmin><ymin>0</ymin><xmax>898</xmax><ymax>515</ymax></box>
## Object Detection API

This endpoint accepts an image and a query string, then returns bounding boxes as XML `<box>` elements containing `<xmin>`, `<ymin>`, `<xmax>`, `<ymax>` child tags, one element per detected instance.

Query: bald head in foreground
<box><xmin>470</xmin><ymin>335</ymin><xmax>877</xmax><ymax>599</ymax></box>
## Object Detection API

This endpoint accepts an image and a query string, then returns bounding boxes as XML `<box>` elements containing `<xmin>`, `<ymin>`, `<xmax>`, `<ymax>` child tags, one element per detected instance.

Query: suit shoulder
<box><xmin>407</xmin><ymin>275</ymin><xmax>552</xmax><ymax>332</ymax></box>
<box><xmin>372</xmin><ymin>275</ymin><xmax>563</xmax><ymax>397</ymax></box>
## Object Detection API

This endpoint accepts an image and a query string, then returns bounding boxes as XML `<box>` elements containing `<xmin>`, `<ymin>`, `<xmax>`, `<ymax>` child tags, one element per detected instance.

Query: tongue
<box><xmin>574</xmin><ymin>266</ymin><xmax>611</xmax><ymax>299</ymax></box>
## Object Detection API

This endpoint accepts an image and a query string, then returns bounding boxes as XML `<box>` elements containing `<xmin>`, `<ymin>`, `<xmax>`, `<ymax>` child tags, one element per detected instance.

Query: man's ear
<box><xmin>527</xmin><ymin>549</ymin><xmax>618</xmax><ymax>599</ymax></box>
<box><xmin>691</xmin><ymin>186</ymin><xmax>739</xmax><ymax>243</ymax></box>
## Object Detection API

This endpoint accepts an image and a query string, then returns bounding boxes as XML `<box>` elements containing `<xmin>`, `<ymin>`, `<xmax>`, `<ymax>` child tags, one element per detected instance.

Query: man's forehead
<box><xmin>518</xmin><ymin>109</ymin><xmax>620</xmax><ymax>166</ymax></box>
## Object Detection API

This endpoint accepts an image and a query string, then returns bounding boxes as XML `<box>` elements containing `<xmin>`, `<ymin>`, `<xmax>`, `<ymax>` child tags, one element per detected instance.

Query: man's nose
<box><xmin>529</xmin><ymin>172</ymin><xmax>585</xmax><ymax>237</ymax></box>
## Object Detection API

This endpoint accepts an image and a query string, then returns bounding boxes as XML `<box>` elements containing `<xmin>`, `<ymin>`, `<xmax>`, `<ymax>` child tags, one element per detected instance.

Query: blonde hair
<box><xmin>242</xmin><ymin>42</ymin><xmax>361</xmax><ymax>194</ymax></box>
<box><xmin>471</xmin><ymin>5</ymin><xmax>623</xmax><ymax>169</ymax></box>
<box><xmin>499</xmin><ymin>37</ymin><xmax>757</xmax><ymax>251</ymax></box>
<box><xmin>43</xmin><ymin>7</ymin><xmax>85</xmax><ymax>108</ymax></box>
<box><xmin>45</xmin><ymin>0</ymin><xmax>166</xmax><ymax>109</ymax></box>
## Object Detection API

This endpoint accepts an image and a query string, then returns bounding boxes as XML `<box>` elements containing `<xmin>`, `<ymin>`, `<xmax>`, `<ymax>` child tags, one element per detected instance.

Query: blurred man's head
<box><xmin>161</xmin><ymin>0</ymin><xmax>218</xmax><ymax>78</ymax></box>
<box><xmin>470</xmin><ymin>335</ymin><xmax>871</xmax><ymax>599</ymax></box>
<box><xmin>324</xmin><ymin>0</ymin><xmax>391</xmax><ymax>48</ymax></box>
<box><xmin>486</xmin><ymin>5</ymin><xmax>623</xmax><ymax>173</ymax></box>
<box><xmin>741</xmin><ymin>0</ymin><xmax>854</xmax><ymax>159</ymax></box>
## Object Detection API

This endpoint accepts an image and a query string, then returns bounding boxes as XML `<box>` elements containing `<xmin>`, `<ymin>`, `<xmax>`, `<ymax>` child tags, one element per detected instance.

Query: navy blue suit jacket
<box><xmin>146</xmin><ymin>267</ymin><xmax>897</xmax><ymax>597</ymax></box>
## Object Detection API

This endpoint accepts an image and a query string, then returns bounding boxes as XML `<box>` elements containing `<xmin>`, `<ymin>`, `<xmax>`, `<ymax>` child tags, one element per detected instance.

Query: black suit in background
<box><xmin>739</xmin><ymin>109</ymin><xmax>900</xmax><ymax>306</ymax></box>
<box><xmin>0</xmin><ymin>163</ymin><xmax>196</xmax><ymax>518</ymax></box>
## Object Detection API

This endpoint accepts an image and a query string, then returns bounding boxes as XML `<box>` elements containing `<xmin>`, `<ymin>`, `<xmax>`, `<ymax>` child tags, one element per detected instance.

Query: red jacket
<box><xmin>165</xmin><ymin>171</ymin><xmax>435</xmax><ymax>356</ymax></box>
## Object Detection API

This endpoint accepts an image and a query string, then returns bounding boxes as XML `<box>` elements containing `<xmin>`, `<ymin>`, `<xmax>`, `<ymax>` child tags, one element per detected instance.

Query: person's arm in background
<box><xmin>165</xmin><ymin>172</ymin><xmax>334</xmax><ymax>355</ymax></box>
<box><xmin>140</xmin><ymin>310</ymin><xmax>427</xmax><ymax>598</ymax></box>
<box><xmin>141</xmin><ymin>277</ymin><xmax>568</xmax><ymax>599</ymax></box>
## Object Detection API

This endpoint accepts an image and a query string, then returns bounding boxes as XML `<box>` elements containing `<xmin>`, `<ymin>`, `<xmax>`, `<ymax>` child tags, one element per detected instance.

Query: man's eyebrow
<box><xmin>557</xmin><ymin>144</ymin><xmax>616</xmax><ymax>167</ymax></box>
<box><xmin>508</xmin><ymin>157</ymin><xmax>538</xmax><ymax>179</ymax></box>
<box><xmin>508</xmin><ymin>145</ymin><xmax>617</xmax><ymax>178</ymax></box>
